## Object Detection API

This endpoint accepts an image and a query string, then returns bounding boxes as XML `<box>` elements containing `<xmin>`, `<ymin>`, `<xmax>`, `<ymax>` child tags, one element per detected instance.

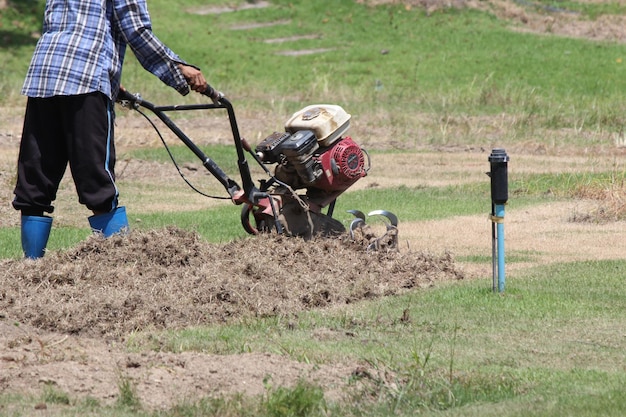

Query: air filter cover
<box><xmin>285</xmin><ymin>105</ymin><xmax>351</xmax><ymax>147</ymax></box>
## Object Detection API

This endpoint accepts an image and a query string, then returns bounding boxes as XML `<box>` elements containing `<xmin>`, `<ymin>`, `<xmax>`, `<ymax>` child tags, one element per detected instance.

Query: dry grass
<box><xmin>570</xmin><ymin>174</ymin><xmax>626</xmax><ymax>222</ymax></box>
<box><xmin>0</xmin><ymin>228</ymin><xmax>463</xmax><ymax>340</ymax></box>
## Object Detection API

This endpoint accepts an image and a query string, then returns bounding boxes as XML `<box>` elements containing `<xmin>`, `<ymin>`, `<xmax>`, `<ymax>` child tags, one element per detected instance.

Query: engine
<box><xmin>255</xmin><ymin>105</ymin><xmax>368</xmax><ymax>208</ymax></box>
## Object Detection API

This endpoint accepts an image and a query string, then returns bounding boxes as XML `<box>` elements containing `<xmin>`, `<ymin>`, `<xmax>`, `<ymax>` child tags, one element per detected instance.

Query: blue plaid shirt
<box><xmin>22</xmin><ymin>0</ymin><xmax>190</xmax><ymax>100</ymax></box>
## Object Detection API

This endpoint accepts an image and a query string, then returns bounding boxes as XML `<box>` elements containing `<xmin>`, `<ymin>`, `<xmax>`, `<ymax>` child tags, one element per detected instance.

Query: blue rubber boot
<box><xmin>21</xmin><ymin>215</ymin><xmax>53</xmax><ymax>259</ymax></box>
<box><xmin>88</xmin><ymin>206</ymin><xmax>130</xmax><ymax>237</ymax></box>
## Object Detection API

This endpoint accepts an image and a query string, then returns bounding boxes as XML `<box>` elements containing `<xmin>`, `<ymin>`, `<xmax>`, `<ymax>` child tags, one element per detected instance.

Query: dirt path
<box><xmin>1</xmin><ymin>321</ymin><xmax>353</xmax><ymax>410</ymax></box>
<box><xmin>402</xmin><ymin>200</ymin><xmax>626</xmax><ymax>278</ymax></box>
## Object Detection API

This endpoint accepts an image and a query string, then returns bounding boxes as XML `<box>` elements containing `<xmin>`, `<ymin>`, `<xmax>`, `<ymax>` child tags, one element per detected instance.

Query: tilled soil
<box><xmin>0</xmin><ymin>229</ymin><xmax>462</xmax><ymax>339</ymax></box>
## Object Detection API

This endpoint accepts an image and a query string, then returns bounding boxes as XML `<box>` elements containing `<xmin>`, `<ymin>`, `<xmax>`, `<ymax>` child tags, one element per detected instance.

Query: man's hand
<box><xmin>178</xmin><ymin>64</ymin><xmax>207</xmax><ymax>93</ymax></box>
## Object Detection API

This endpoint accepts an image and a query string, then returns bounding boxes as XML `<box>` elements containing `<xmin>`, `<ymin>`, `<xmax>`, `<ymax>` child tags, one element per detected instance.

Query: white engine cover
<box><xmin>285</xmin><ymin>104</ymin><xmax>351</xmax><ymax>147</ymax></box>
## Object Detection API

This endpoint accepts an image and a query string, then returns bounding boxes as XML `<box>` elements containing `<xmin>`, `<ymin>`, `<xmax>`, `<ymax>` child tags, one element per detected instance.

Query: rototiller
<box><xmin>117</xmin><ymin>85</ymin><xmax>397</xmax><ymax>248</ymax></box>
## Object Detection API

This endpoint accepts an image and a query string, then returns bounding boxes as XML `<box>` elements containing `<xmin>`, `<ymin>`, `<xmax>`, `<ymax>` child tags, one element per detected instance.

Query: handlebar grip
<box><xmin>116</xmin><ymin>88</ymin><xmax>135</xmax><ymax>102</ymax></box>
<box><xmin>202</xmin><ymin>84</ymin><xmax>224</xmax><ymax>103</ymax></box>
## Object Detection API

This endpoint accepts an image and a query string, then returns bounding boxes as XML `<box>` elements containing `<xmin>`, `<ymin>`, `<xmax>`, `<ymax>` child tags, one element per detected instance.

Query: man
<box><xmin>13</xmin><ymin>0</ymin><xmax>211</xmax><ymax>258</ymax></box>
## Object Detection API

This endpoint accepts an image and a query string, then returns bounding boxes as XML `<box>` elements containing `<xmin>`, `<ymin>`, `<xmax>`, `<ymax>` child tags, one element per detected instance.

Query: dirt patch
<box><xmin>361</xmin><ymin>0</ymin><xmax>626</xmax><ymax>43</ymax></box>
<box><xmin>0</xmin><ymin>321</ymin><xmax>354</xmax><ymax>410</ymax></box>
<box><xmin>276</xmin><ymin>48</ymin><xmax>337</xmax><ymax>56</ymax></box>
<box><xmin>399</xmin><ymin>200</ymin><xmax>626</xmax><ymax>277</ymax></box>
<box><xmin>187</xmin><ymin>1</ymin><xmax>271</xmax><ymax>16</ymax></box>
<box><xmin>230</xmin><ymin>19</ymin><xmax>292</xmax><ymax>31</ymax></box>
<box><xmin>476</xmin><ymin>0</ymin><xmax>626</xmax><ymax>43</ymax></box>
<box><xmin>264</xmin><ymin>34</ymin><xmax>323</xmax><ymax>44</ymax></box>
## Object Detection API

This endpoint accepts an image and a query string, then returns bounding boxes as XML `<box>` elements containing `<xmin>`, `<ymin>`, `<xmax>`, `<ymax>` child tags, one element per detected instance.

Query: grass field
<box><xmin>1</xmin><ymin>0</ymin><xmax>626</xmax><ymax>416</ymax></box>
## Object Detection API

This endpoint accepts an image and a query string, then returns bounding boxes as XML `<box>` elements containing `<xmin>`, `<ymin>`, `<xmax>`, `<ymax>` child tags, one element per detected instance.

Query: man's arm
<box><xmin>114</xmin><ymin>0</ymin><xmax>206</xmax><ymax>95</ymax></box>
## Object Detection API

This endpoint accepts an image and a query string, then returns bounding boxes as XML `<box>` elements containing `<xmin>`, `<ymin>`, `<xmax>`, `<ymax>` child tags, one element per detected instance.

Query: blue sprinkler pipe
<box><xmin>488</xmin><ymin>149</ymin><xmax>509</xmax><ymax>293</ymax></box>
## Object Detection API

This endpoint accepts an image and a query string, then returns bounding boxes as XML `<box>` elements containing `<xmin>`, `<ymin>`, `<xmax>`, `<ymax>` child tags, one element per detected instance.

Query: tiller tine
<box><xmin>349</xmin><ymin>217</ymin><xmax>366</xmax><ymax>240</ymax></box>
<box><xmin>367</xmin><ymin>210</ymin><xmax>398</xmax><ymax>228</ymax></box>
<box><xmin>348</xmin><ymin>210</ymin><xmax>399</xmax><ymax>251</ymax></box>
<box><xmin>347</xmin><ymin>209</ymin><xmax>366</xmax><ymax>221</ymax></box>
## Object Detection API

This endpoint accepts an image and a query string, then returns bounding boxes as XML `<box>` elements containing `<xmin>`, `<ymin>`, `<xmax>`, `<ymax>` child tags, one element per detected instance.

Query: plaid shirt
<box><xmin>22</xmin><ymin>0</ymin><xmax>190</xmax><ymax>100</ymax></box>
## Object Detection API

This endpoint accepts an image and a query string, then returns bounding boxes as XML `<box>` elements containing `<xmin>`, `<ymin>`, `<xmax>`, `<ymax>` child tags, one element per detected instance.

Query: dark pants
<box><xmin>13</xmin><ymin>92</ymin><xmax>119</xmax><ymax>215</ymax></box>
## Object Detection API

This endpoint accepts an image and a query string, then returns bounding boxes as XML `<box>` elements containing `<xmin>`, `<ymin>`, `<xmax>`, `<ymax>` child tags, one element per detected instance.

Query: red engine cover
<box><xmin>315</xmin><ymin>136</ymin><xmax>366</xmax><ymax>192</ymax></box>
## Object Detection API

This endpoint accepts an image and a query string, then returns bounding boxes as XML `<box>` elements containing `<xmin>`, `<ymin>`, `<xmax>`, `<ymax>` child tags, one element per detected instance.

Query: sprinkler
<box><xmin>488</xmin><ymin>149</ymin><xmax>509</xmax><ymax>293</ymax></box>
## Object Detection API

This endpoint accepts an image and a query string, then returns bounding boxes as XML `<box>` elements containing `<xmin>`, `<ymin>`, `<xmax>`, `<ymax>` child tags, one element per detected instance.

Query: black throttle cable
<box><xmin>134</xmin><ymin>108</ymin><xmax>231</xmax><ymax>200</ymax></box>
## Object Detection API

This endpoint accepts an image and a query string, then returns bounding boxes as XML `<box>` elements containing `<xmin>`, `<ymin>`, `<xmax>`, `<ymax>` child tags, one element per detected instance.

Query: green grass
<box><xmin>122</xmin><ymin>1</ymin><xmax>626</xmax><ymax>136</ymax></box>
<box><xmin>131</xmin><ymin>207</ymin><xmax>248</xmax><ymax>241</ymax></box>
<box><xmin>460</xmin><ymin>249</ymin><xmax>542</xmax><ymax>264</ymax></box>
<box><xmin>4</xmin><ymin>0</ymin><xmax>626</xmax><ymax>138</ymax></box>
<box><xmin>116</xmin><ymin>376</ymin><xmax>142</xmax><ymax>411</ymax></box>
<box><xmin>0</xmin><ymin>226</ymin><xmax>91</xmax><ymax>260</ymax></box>
<box><xmin>41</xmin><ymin>384</ymin><xmax>71</xmax><ymax>406</ymax></box>
<box><xmin>0</xmin><ymin>0</ymin><xmax>45</xmax><ymax>101</ymax></box>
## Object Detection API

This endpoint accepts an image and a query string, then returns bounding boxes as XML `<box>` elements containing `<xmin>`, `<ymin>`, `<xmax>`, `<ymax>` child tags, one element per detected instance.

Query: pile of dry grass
<box><xmin>0</xmin><ymin>228</ymin><xmax>463</xmax><ymax>340</ymax></box>
<box><xmin>569</xmin><ymin>177</ymin><xmax>626</xmax><ymax>223</ymax></box>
